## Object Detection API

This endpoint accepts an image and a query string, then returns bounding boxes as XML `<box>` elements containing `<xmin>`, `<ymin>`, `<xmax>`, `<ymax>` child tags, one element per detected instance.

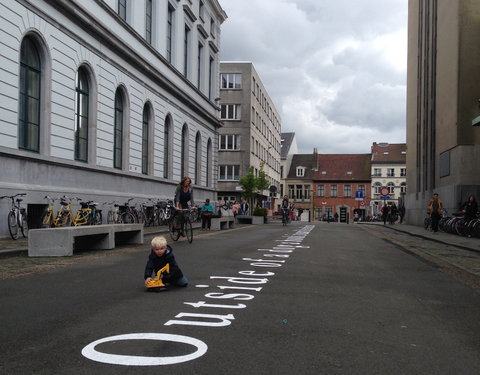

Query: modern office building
<box><xmin>406</xmin><ymin>0</ymin><xmax>480</xmax><ymax>225</ymax></box>
<box><xmin>217</xmin><ymin>62</ymin><xmax>282</xmax><ymax>210</ymax></box>
<box><xmin>0</xmin><ymin>0</ymin><xmax>227</xmax><ymax>235</ymax></box>
<box><xmin>370</xmin><ymin>143</ymin><xmax>407</xmax><ymax>215</ymax></box>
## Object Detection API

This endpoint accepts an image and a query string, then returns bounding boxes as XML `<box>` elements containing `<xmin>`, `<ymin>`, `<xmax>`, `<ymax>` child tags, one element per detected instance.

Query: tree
<box><xmin>239</xmin><ymin>162</ymin><xmax>270</xmax><ymax>214</ymax></box>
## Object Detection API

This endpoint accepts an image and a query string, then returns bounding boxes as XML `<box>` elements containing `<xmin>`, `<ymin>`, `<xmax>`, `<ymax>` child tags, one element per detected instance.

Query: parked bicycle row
<box><xmin>424</xmin><ymin>208</ymin><xmax>480</xmax><ymax>238</ymax></box>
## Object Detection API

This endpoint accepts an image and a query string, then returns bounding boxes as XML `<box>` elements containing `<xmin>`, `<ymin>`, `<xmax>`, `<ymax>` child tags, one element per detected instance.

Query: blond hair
<box><xmin>151</xmin><ymin>236</ymin><xmax>167</xmax><ymax>249</ymax></box>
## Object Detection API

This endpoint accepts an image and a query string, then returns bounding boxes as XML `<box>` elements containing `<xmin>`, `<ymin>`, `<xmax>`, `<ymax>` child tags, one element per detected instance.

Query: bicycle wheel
<box><xmin>20</xmin><ymin>210</ymin><xmax>28</xmax><ymax>238</ymax></box>
<box><xmin>94</xmin><ymin>211</ymin><xmax>102</xmax><ymax>225</ymax></box>
<box><xmin>169</xmin><ymin>217</ymin><xmax>181</xmax><ymax>241</ymax></box>
<box><xmin>8</xmin><ymin>211</ymin><xmax>19</xmax><ymax>240</ymax></box>
<box><xmin>123</xmin><ymin>212</ymin><xmax>135</xmax><ymax>224</ymax></box>
<box><xmin>185</xmin><ymin>218</ymin><xmax>193</xmax><ymax>243</ymax></box>
<box><xmin>424</xmin><ymin>217</ymin><xmax>430</xmax><ymax>230</ymax></box>
<box><xmin>41</xmin><ymin>211</ymin><xmax>53</xmax><ymax>228</ymax></box>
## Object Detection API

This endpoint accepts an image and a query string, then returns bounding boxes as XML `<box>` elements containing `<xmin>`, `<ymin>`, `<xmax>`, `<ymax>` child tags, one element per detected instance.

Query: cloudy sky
<box><xmin>218</xmin><ymin>0</ymin><xmax>408</xmax><ymax>154</ymax></box>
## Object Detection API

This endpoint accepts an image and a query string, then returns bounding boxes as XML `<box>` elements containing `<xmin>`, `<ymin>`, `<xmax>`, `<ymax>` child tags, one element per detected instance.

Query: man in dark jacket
<box><xmin>144</xmin><ymin>236</ymin><xmax>188</xmax><ymax>290</ymax></box>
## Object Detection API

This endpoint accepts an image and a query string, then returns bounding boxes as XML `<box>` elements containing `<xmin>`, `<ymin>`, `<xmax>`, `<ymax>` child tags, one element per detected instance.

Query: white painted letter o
<box><xmin>81</xmin><ymin>333</ymin><xmax>207</xmax><ymax>366</ymax></box>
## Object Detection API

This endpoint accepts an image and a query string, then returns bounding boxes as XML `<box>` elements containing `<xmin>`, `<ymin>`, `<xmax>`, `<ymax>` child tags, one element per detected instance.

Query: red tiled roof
<box><xmin>371</xmin><ymin>143</ymin><xmax>406</xmax><ymax>163</ymax></box>
<box><xmin>314</xmin><ymin>154</ymin><xmax>371</xmax><ymax>181</ymax></box>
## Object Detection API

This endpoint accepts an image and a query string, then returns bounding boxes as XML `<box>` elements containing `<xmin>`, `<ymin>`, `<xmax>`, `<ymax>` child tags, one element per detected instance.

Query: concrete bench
<box><xmin>28</xmin><ymin>224</ymin><xmax>143</xmax><ymax>257</ymax></box>
<box><xmin>235</xmin><ymin>215</ymin><xmax>264</xmax><ymax>225</ymax></box>
<box><xmin>211</xmin><ymin>216</ymin><xmax>235</xmax><ymax>230</ymax></box>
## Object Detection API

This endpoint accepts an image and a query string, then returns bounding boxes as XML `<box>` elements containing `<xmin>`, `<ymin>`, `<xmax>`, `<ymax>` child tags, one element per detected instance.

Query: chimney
<box><xmin>313</xmin><ymin>147</ymin><xmax>318</xmax><ymax>171</ymax></box>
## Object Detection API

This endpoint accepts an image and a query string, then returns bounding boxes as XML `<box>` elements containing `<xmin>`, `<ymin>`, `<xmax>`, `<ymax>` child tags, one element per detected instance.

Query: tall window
<box><xmin>358</xmin><ymin>185</ymin><xmax>366</xmax><ymax>197</ymax></box>
<box><xmin>208</xmin><ymin>56</ymin><xmax>214</xmax><ymax>99</ymax></box>
<box><xmin>145</xmin><ymin>0</ymin><xmax>153</xmax><ymax>44</ymax></box>
<box><xmin>220</xmin><ymin>104</ymin><xmax>241</xmax><ymax>120</ymax></box>
<box><xmin>184</xmin><ymin>25</ymin><xmax>190</xmax><ymax>77</ymax></box>
<box><xmin>219</xmin><ymin>134</ymin><xmax>239</xmax><ymax>150</ymax></box>
<box><xmin>400</xmin><ymin>168</ymin><xmax>407</xmax><ymax>177</ymax></box>
<box><xmin>181</xmin><ymin>124</ymin><xmax>188</xmax><ymax>178</ymax></box>
<box><xmin>210</xmin><ymin>18</ymin><xmax>215</xmax><ymax>38</ymax></box>
<box><xmin>343</xmin><ymin>185</ymin><xmax>352</xmax><ymax>198</ymax></box>
<box><xmin>400</xmin><ymin>182</ymin><xmax>407</xmax><ymax>193</ymax></box>
<box><xmin>206</xmin><ymin>138</ymin><xmax>212</xmax><ymax>187</ymax></box>
<box><xmin>387</xmin><ymin>168</ymin><xmax>395</xmax><ymax>177</ymax></box>
<box><xmin>220</xmin><ymin>73</ymin><xmax>242</xmax><ymax>89</ymax></box>
<box><xmin>374</xmin><ymin>182</ymin><xmax>382</xmax><ymax>194</ymax></box>
<box><xmin>197</xmin><ymin>43</ymin><xmax>203</xmax><ymax>89</ymax></box>
<box><xmin>167</xmin><ymin>4</ymin><xmax>174</xmax><ymax>62</ymax></box>
<box><xmin>118</xmin><ymin>0</ymin><xmax>127</xmax><ymax>20</ymax></box>
<box><xmin>330</xmin><ymin>185</ymin><xmax>337</xmax><ymax>197</ymax></box>
<box><xmin>288</xmin><ymin>185</ymin><xmax>295</xmax><ymax>199</ymax></box>
<box><xmin>296</xmin><ymin>185</ymin><xmax>303</xmax><ymax>199</ymax></box>
<box><xmin>114</xmin><ymin>89</ymin><xmax>123</xmax><ymax>169</ymax></box>
<box><xmin>373</xmin><ymin>168</ymin><xmax>382</xmax><ymax>177</ymax></box>
<box><xmin>199</xmin><ymin>1</ymin><xmax>205</xmax><ymax>20</ymax></box>
<box><xmin>142</xmin><ymin>105</ymin><xmax>150</xmax><ymax>175</ymax></box>
<box><xmin>304</xmin><ymin>185</ymin><xmax>311</xmax><ymax>200</ymax></box>
<box><xmin>19</xmin><ymin>36</ymin><xmax>41</xmax><ymax>152</ymax></box>
<box><xmin>195</xmin><ymin>132</ymin><xmax>201</xmax><ymax>184</ymax></box>
<box><xmin>387</xmin><ymin>182</ymin><xmax>395</xmax><ymax>194</ymax></box>
<box><xmin>317</xmin><ymin>185</ymin><xmax>325</xmax><ymax>197</ymax></box>
<box><xmin>74</xmin><ymin>67</ymin><xmax>89</xmax><ymax>162</ymax></box>
<box><xmin>163</xmin><ymin>116</ymin><xmax>171</xmax><ymax>179</ymax></box>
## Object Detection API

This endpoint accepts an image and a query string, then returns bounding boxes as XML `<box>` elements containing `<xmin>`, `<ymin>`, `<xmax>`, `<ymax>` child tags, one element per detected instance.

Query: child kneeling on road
<box><xmin>144</xmin><ymin>236</ymin><xmax>188</xmax><ymax>291</ymax></box>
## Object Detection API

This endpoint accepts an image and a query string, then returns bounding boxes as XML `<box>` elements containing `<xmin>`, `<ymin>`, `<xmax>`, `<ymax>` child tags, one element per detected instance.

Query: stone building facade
<box><xmin>0</xmin><ymin>0</ymin><xmax>227</xmax><ymax>235</ymax></box>
<box><xmin>406</xmin><ymin>0</ymin><xmax>480</xmax><ymax>225</ymax></box>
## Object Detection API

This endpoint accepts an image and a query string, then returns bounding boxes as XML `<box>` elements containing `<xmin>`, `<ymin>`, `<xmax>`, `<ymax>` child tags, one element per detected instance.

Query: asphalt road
<box><xmin>1</xmin><ymin>222</ymin><xmax>480</xmax><ymax>374</ymax></box>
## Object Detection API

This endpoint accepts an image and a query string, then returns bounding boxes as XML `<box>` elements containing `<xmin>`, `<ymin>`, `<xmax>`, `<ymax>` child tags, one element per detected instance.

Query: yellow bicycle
<box><xmin>42</xmin><ymin>196</ymin><xmax>90</xmax><ymax>227</ymax></box>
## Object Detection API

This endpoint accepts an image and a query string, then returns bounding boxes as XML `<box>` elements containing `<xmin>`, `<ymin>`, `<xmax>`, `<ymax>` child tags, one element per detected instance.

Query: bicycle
<box><xmin>105</xmin><ymin>201</ymin><xmax>123</xmax><ymax>224</ymax></box>
<box><xmin>169</xmin><ymin>208</ymin><xmax>193</xmax><ymax>243</ymax></box>
<box><xmin>76</xmin><ymin>199</ymin><xmax>102</xmax><ymax>225</ymax></box>
<box><xmin>42</xmin><ymin>195</ymin><xmax>73</xmax><ymax>227</ymax></box>
<box><xmin>1</xmin><ymin>193</ymin><xmax>28</xmax><ymax>240</ymax></box>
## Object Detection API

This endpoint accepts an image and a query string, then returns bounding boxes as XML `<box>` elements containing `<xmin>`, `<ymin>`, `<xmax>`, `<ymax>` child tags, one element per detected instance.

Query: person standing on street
<box><xmin>398</xmin><ymin>203</ymin><xmax>406</xmax><ymax>224</ymax></box>
<box><xmin>240</xmin><ymin>200</ymin><xmax>249</xmax><ymax>216</ymax></box>
<box><xmin>462</xmin><ymin>195</ymin><xmax>478</xmax><ymax>223</ymax></box>
<box><xmin>428</xmin><ymin>193</ymin><xmax>443</xmax><ymax>233</ymax></box>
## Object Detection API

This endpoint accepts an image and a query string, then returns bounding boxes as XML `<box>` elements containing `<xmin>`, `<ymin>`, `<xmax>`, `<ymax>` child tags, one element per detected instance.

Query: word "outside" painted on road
<box><xmin>82</xmin><ymin>225</ymin><xmax>314</xmax><ymax>366</ymax></box>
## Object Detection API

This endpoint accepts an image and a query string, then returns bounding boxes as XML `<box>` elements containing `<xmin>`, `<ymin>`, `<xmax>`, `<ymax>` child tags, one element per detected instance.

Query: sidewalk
<box><xmin>0</xmin><ymin>224</ymin><xmax>196</xmax><ymax>256</ymax></box>
<box><xmin>358</xmin><ymin>221</ymin><xmax>480</xmax><ymax>254</ymax></box>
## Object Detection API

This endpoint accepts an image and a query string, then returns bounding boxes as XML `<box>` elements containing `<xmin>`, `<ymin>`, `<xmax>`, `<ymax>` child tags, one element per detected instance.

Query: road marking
<box><xmin>81</xmin><ymin>333</ymin><xmax>207</xmax><ymax>366</ymax></box>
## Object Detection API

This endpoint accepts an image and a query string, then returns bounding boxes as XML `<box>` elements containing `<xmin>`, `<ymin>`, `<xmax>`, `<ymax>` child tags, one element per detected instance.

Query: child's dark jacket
<box><xmin>144</xmin><ymin>245</ymin><xmax>184</xmax><ymax>281</ymax></box>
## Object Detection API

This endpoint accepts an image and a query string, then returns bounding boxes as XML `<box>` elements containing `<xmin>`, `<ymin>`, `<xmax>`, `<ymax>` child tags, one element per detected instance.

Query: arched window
<box><xmin>374</xmin><ymin>182</ymin><xmax>382</xmax><ymax>194</ymax></box>
<box><xmin>163</xmin><ymin>115</ymin><xmax>172</xmax><ymax>179</ymax></box>
<box><xmin>114</xmin><ymin>89</ymin><xmax>124</xmax><ymax>169</ymax></box>
<box><xmin>195</xmin><ymin>131</ymin><xmax>201</xmax><ymax>185</ymax></box>
<box><xmin>206</xmin><ymin>138</ymin><xmax>212</xmax><ymax>187</ymax></box>
<box><xmin>75</xmin><ymin>67</ymin><xmax>89</xmax><ymax>162</ymax></box>
<box><xmin>19</xmin><ymin>36</ymin><xmax>41</xmax><ymax>152</ymax></box>
<box><xmin>181</xmin><ymin>123</ymin><xmax>188</xmax><ymax>178</ymax></box>
<box><xmin>387</xmin><ymin>182</ymin><xmax>395</xmax><ymax>194</ymax></box>
<box><xmin>142</xmin><ymin>104</ymin><xmax>151</xmax><ymax>175</ymax></box>
<box><xmin>400</xmin><ymin>182</ymin><xmax>406</xmax><ymax>194</ymax></box>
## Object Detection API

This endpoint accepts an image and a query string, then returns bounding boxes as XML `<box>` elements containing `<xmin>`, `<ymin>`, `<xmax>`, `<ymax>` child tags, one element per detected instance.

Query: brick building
<box><xmin>313</xmin><ymin>153</ymin><xmax>372</xmax><ymax>222</ymax></box>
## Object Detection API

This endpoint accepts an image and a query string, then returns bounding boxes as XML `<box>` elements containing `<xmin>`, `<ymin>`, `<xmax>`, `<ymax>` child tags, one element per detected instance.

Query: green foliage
<box><xmin>238</xmin><ymin>167</ymin><xmax>257</xmax><ymax>199</ymax></box>
<box><xmin>238</xmin><ymin>162</ymin><xmax>270</xmax><ymax>198</ymax></box>
<box><xmin>253</xmin><ymin>207</ymin><xmax>267</xmax><ymax>216</ymax></box>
